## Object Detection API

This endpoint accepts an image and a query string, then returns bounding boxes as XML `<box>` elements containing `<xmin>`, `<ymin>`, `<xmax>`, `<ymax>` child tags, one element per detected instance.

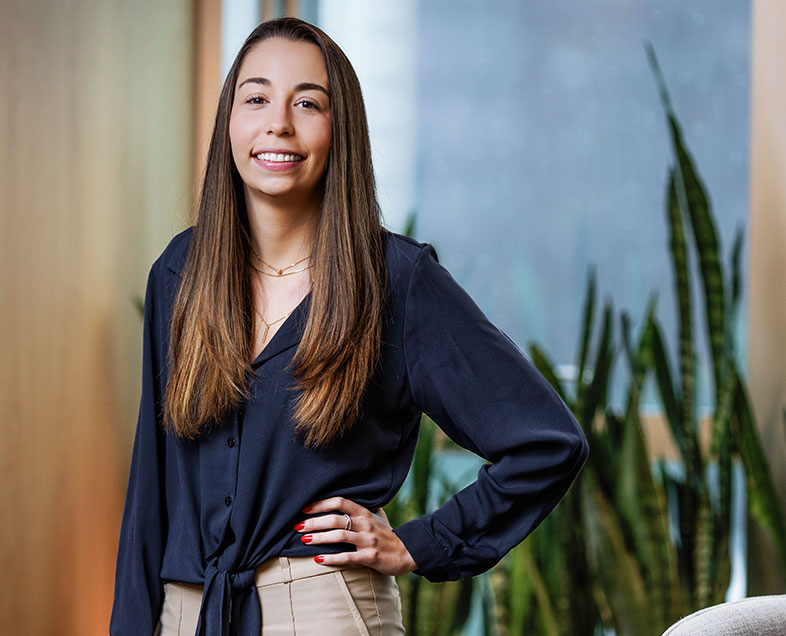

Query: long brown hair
<box><xmin>164</xmin><ymin>17</ymin><xmax>387</xmax><ymax>447</ymax></box>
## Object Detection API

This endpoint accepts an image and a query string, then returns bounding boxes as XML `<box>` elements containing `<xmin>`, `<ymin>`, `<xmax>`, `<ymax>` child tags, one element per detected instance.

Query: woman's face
<box><xmin>229</xmin><ymin>37</ymin><xmax>332</xmax><ymax>208</ymax></box>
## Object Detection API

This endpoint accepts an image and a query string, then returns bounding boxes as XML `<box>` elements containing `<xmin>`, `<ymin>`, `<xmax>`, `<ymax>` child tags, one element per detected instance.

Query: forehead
<box><xmin>235</xmin><ymin>37</ymin><xmax>328</xmax><ymax>90</ymax></box>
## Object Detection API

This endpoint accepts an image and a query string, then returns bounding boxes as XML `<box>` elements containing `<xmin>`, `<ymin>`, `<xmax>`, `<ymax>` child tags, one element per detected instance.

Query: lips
<box><xmin>252</xmin><ymin>151</ymin><xmax>305</xmax><ymax>163</ymax></box>
<box><xmin>252</xmin><ymin>152</ymin><xmax>305</xmax><ymax>172</ymax></box>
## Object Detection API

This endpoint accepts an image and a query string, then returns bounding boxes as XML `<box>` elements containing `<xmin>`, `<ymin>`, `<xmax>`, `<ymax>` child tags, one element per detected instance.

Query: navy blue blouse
<box><xmin>109</xmin><ymin>227</ymin><xmax>589</xmax><ymax>635</ymax></box>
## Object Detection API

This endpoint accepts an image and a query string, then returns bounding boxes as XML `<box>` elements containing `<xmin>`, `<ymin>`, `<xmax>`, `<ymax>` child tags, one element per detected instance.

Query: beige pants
<box><xmin>158</xmin><ymin>556</ymin><xmax>406</xmax><ymax>635</ymax></box>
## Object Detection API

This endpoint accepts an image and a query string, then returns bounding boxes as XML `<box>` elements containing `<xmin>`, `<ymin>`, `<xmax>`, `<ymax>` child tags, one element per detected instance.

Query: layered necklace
<box><xmin>250</xmin><ymin>247</ymin><xmax>313</xmax><ymax>278</ymax></box>
<box><xmin>249</xmin><ymin>247</ymin><xmax>313</xmax><ymax>344</ymax></box>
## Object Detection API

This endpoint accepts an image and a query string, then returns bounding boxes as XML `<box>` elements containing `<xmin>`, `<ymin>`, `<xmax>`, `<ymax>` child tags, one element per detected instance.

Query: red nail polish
<box><xmin>301</xmin><ymin>535</ymin><xmax>312</xmax><ymax>543</ymax></box>
<box><xmin>302</xmin><ymin>505</ymin><xmax>312</xmax><ymax>513</ymax></box>
<box><xmin>314</xmin><ymin>555</ymin><xmax>324</xmax><ymax>563</ymax></box>
<box><xmin>294</xmin><ymin>522</ymin><xmax>305</xmax><ymax>531</ymax></box>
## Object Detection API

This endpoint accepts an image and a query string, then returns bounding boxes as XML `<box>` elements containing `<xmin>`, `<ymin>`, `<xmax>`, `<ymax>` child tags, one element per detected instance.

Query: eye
<box><xmin>244</xmin><ymin>95</ymin><xmax>267</xmax><ymax>105</ymax></box>
<box><xmin>296</xmin><ymin>99</ymin><xmax>320</xmax><ymax>111</ymax></box>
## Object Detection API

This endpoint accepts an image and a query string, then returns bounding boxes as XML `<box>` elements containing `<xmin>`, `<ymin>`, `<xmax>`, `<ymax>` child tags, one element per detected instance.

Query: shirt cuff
<box><xmin>393</xmin><ymin>516</ymin><xmax>462</xmax><ymax>582</ymax></box>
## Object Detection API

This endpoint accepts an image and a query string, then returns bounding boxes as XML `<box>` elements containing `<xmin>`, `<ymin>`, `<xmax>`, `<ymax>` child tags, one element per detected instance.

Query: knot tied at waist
<box><xmin>195</xmin><ymin>561</ymin><xmax>260</xmax><ymax>636</ymax></box>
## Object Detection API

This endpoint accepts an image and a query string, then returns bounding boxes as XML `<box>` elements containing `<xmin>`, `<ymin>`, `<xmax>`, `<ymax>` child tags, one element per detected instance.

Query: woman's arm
<box><xmin>392</xmin><ymin>243</ymin><xmax>589</xmax><ymax>581</ymax></box>
<box><xmin>109</xmin><ymin>261</ymin><xmax>169</xmax><ymax>635</ymax></box>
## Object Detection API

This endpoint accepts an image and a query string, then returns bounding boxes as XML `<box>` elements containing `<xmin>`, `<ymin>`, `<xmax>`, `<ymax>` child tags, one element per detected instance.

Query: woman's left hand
<box><xmin>295</xmin><ymin>496</ymin><xmax>418</xmax><ymax>576</ymax></box>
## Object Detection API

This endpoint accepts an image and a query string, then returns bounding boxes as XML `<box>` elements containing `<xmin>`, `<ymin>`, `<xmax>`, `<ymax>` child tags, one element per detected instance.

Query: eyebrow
<box><xmin>237</xmin><ymin>77</ymin><xmax>330</xmax><ymax>96</ymax></box>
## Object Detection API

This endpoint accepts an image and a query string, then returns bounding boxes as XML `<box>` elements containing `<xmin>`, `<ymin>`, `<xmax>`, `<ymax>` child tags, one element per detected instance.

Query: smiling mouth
<box><xmin>253</xmin><ymin>152</ymin><xmax>305</xmax><ymax>163</ymax></box>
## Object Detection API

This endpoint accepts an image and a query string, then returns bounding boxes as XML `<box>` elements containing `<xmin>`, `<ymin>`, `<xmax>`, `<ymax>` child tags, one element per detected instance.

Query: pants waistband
<box><xmin>253</xmin><ymin>555</ymin><xmax>364</xmax><ymax>587</ymax></box>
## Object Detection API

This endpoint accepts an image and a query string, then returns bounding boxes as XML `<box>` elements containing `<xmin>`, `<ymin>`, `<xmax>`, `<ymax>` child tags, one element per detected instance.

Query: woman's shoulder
<box><xmin>152</xmin><ymin>225</ymin><xmax>194</xmax><ymax>279</ymax></box>
<box><xmin>382</xmin><ymin>229</ymin><xmax>438</xmax><ymax>280</ymax></box>
<box><xmin>382</xmin><ymin>228</ymin><xmax>450</xmax><ymax>299</ymax></box>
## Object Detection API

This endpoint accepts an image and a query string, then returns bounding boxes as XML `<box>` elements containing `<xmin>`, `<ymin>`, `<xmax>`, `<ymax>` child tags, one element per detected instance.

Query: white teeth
<box><xmin>255</xmin><ymin>152</ymin><xmax>303</xmax><ymax>162</ymax></box>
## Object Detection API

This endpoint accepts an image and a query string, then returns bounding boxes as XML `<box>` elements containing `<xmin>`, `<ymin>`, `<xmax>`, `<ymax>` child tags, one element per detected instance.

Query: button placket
<box><xmin>223</xmin><ymin>409</ymin><xmax>241</xmax><ymax>513</ymax></box>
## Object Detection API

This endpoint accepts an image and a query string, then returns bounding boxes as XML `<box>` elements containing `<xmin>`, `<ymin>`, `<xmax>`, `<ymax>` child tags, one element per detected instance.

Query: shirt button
<box><xmin>227</xmin><ymin>437</ymin><xmax>236</xmax><ymax>448</ymax></box>
<box><xmin>225</xmin><ymin>496</ymin><xmax>232</xmax><ymax>507</ymax></box>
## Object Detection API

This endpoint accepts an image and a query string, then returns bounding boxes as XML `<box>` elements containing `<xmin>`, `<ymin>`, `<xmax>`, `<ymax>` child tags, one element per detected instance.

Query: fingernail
<box><xmin>294</xmin><ymin>522</ymin><xmax>305</xmax><ymax>531</ymax></box>
<box><xmin>314</xmin><ymin>555</ymin><xmax>324</xmax><ymax>563</ymax></box>
<box><xmin>302</xmin><ymin>505</ymin><xmax>312</xmax><ymax>513</ymax></box>
<box><xmin>301</xmin><ymin>535</ymin><xmax>312</xmax><ymax>543</ymax></box>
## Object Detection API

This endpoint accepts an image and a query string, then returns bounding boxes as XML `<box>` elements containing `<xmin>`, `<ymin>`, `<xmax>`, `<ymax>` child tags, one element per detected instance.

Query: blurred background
<box><xmin>1</xmin><ymin>0</ymin><xmax>784</xmax><ymax>633</ymax></box>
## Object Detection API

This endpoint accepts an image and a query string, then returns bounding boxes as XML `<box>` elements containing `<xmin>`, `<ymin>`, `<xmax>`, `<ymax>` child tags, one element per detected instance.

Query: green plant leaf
<box><xmin>402</xmin><ymin>209</ymin><xmax>417</xmax><ymax>238</ymax></box>
<box><xmin>532</xmin><ymin>493</ymin><xmax>597</xmax><ymax>635</ymax></box>
<box><xmin>616</xmin><ymin>304</ymin><xmax>683</xmax><ymax>628</ymax></box>
<box><xmin>402</xmin><ymin>414</ymin><xmax>437</xmax><ymax>634</ymax></box>
<box><xmin>412</xmin><ymin>414</ymin><xmax>436</xmax><ymax>516</ymax></box>
<box><xmin>710</xmin><ymin>362</ymin><xmax>735</xmax><ymax>527</ymax></box>
<box><xmin>647</xmin><ymin>41</ymin><xmax>726</xmax><ymax>397</ymax></box>
<box><xmin>527</xmin><ymin>343</ymin><xmax>568</xmax><ymax>405</ymax></box>
<box><xmin>620</xmin><ymin>293</ymin><xmax>657</xmax><ymax>397</ymax></box>
<box><xmin>693</xmin><ymin>493</ymin><xmax>714</xmax><ymax>608</ymax></box>
<box><xmin>431</xmin><ymin>578</ymin><xmax>473</xmax><ymax>636</ymax></box>
<box><xmin>649</xmin><ymin>317</ymin><xmax>685</xmax><ymax>456</ymax></box>
<box><xmin>729</xmin><ymin>226</ymin><xmax>744</xmax><ymax>317</ymax></box>
<box><xmin>479</xmin><ymin>573</ymin><xmax>499</xmax><ymax>636</ymax></box>
<box><xmin>619</xmin><ymin>414</ymin><xmax>683</xmax><ymax>628</ymax></box>
<box><xmin>666</xmin><ymin>170</ymin><xmax>702</xmax><ymax>491</ymax></box>
<box><xmin>517</xmin><ymin>542</ymin><xmax>560</xmax><ymax>636</ymax></box>
<box><xmin>576</xmin><ymin>266</ymin><xmax>597</xmax><ymax>413</ymax></box>
<box><xmin>580</xmin><ymin>467</ymin><xmax>655</xmax><ymax>635</ymax></box>
<box><xmin>593</xmin><ymin>412</ymin><xmax>622</xmax><ymax>496</ymax></box>
<box><xmin>582</xmin><ymin>301</ymin><xmax>615</xmax><ymax>433</ymax></box>
<box><xmin>733</xmin><ymin>366</ymin><xmax>786</xmax><ymax>577</ymax></box>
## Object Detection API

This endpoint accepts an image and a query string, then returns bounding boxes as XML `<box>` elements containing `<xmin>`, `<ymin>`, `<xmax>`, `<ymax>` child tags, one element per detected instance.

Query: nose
<box><xmin>266</xmin><ymin>101</ymin><xmax>293</xmax><ymax>136</ymax></box>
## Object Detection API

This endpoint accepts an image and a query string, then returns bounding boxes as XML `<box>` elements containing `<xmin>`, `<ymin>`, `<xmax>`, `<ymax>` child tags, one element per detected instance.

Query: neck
<box><xmin>244</xmin><ymin>187</ymin><xmax>320</xmax><ymax>265</ymax></box>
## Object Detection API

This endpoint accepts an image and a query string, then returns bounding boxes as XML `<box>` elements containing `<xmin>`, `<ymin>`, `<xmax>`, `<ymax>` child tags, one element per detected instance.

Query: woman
<box><xmin>110</xmin><ymin>16</ymin><xmax>589</xmax><ymax>636</ymax></box>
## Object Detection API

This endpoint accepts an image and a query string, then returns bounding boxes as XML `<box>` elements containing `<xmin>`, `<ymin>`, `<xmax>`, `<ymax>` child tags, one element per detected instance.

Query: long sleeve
<box><xmin>393</xmin><ymin>244</ymin><xmax>589</xmax><ymax>582</ymax></box>
<box><xmin>110</xmin><ymin>261</ymin><xmax>169</xmax><ymax>635</ymax></box>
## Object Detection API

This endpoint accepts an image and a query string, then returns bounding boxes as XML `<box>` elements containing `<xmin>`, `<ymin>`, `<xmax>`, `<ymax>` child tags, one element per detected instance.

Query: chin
<box><xmin>257</xmin><ymin>185</ymin><xmax>314</xmax><ymax>202</ymax></box>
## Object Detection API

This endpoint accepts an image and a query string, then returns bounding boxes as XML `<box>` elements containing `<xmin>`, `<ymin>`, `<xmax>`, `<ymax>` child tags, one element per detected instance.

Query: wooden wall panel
<box><xmin>194</xmin><ymin>0</ymin><xmax>222</xmax><ymax>193</ymax></box>
<box><xmin>0</xmin><ymin>0</ymin><xmax>194</xmax><ymax>631</ymax></box>
<box><xmin>748</xmin><ymin>0</ymin><xmax>786</xmax><ymax>594</ymax></box>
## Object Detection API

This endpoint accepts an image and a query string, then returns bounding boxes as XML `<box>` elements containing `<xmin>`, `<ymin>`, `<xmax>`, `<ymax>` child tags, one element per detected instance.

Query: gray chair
<box><xmin>661</xmin><ymin>595</ymin><xmax>786</xmax><ymax>635</ymax></box>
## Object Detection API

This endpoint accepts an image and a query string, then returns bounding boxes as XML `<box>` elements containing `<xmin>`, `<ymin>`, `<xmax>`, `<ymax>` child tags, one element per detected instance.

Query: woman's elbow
<box><xmin>548</xmin><ymin>409</ymin><xmax>589</xmax><ymax>480</ymax></box>
<box><xmin>565</xmin><ymin>420</ymin><xmax>590</xmax><ymax>478</ymax></box>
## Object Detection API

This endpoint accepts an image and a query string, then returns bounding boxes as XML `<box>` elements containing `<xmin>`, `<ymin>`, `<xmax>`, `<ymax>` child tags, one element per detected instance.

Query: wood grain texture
<box><xmin>0</xmin><ymin>0</ymin><xmax>194</xmax><ymax>632</ymax></box>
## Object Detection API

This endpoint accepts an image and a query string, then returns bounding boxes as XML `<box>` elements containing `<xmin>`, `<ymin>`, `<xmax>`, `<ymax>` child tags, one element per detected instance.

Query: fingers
<box><xmin>312</xmin><ymin>543</ymin><xmax>413</xmax><ymax>576</ymax></box>
<box><xmin>295</xmin><ymin>513</ymin><xmax>348</xmax><ymax>532</ymax></box>
<box><xmin>302</xmin><ymin>496</ymin><xmax>367</xmax><ymax>517</ymax></box>
<box><xmin>296</xmin><ymin>498</ymin><xmax>404</xmax><ymax>573</ymax></box>
<box><xmin>295</xmin><ymin>513</ymin><xmax>375</xmax><ymax>535</ymax></box>
<box><xmin>311</xmin><ymin>550</ymin><xmax>366</xmax><ymax>566</ymax></box>
<box><xmin>300</xmin><ymin>528</ymin><xmax>377</xmax><ymax>547</ymax></box>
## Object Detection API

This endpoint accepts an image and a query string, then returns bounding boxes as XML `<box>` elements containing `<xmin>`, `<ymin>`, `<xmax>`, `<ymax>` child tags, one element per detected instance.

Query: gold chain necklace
<box><xmin>249</xmin><ymin>245</ymin><xmax>312</xmax><ymax>277</ymax></box>
<box><xmin>249</xmin><ymin>268</ymin><xmax>311</xmax><ymax>344</ymax></box>
<box><xmin>249</xmin><ymin>260</ymin><xmax>313</xmax><ymax>278</ymax></box>
<box><xmin>253</xmin><ymin>303</ymin><xmax>296</xmax><ymax>344</ymax></box>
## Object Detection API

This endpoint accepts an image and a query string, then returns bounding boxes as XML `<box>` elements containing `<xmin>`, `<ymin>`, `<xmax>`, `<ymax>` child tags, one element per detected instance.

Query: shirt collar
<box><xmin>165</xmin><ymin>234</ymin><xmax>190</xmax><ymax>278</ymax></box>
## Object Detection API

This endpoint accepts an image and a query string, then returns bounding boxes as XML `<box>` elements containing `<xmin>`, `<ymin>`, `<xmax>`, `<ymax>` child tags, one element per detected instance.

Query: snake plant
<box><xmin>484</xmin><ymin>44</ymin><xmax>786</xmax><ymax>636</ymax></box>
<box><xmin>384</xmin><ymin>45</ymin><xmax>785</xmax><ymax>636</ymax></box>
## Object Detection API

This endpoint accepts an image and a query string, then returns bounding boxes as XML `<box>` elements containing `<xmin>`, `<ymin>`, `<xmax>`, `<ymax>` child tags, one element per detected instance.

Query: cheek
<box><xmin>315</xmin><ymin>123</ymin><xmax>332</xmax><ymax>165</ymax></box>
<box><xmin>228</xmin><ymin>114</ymin><xmax>247</xmax><ymax>159</ymax></box>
